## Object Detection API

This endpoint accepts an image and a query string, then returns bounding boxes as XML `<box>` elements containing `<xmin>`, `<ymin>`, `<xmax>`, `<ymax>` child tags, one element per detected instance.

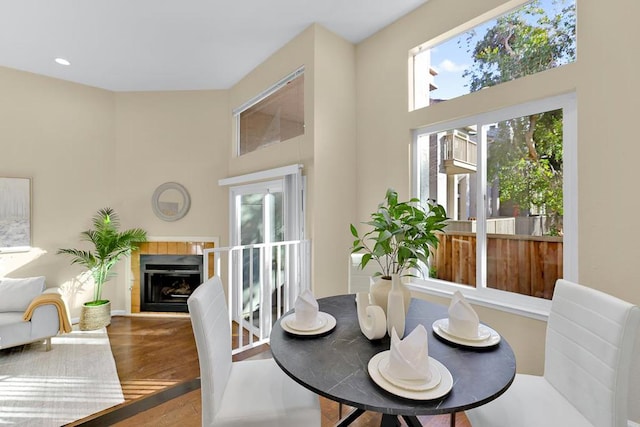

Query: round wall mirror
<box><xmin>151</xmin><ymin>182</ymin><xmax>191</xmax><ymax>222</ymax></box>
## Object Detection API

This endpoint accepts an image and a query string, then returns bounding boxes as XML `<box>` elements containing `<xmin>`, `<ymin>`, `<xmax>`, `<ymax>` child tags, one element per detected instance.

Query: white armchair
<box><xmin>187</xmin><ymin>276</ymin><xmax>321</xmax><ymax>427</ymax></box>
<box><xmin>466</xmin><ymin>279</ymin><xmax>640</xmax><ymax>427</ymax></box>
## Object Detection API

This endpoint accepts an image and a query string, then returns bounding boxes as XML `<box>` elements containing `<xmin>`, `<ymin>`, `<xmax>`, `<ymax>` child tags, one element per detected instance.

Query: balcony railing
<box><xmin>204</xmin><ymin>240</ymin><xmax>310</xmax><ymax>354</ymax></box>
<box><xmin>443</xmin><ymin>130</ymin><xmax>477</xmax><ymax>174</ymax></box>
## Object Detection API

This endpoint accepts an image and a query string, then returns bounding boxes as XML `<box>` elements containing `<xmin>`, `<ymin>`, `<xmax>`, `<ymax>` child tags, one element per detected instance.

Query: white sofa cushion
<box><xmin>0</xmin><ymin>276</ymin><xmax>46</xmax><ymax>312</ymax></box>
<box><xmin>0</xmin><ymin>312</ymin><xmax>31</xmax><ymax>349</ymax></box>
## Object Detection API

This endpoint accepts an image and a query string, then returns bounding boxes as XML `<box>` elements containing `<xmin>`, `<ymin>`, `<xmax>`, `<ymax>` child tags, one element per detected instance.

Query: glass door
<box><xmin>230</xmin><ymin>180</ymin><xmax>285</xmax><ymax>332</ymax></box>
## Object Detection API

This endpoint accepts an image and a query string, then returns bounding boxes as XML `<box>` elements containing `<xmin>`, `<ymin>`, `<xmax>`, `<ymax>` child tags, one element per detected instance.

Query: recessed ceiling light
<box><xmin>55</xmin><ymin>58</ymin><xmax>71</xmax><ymax>66</ymax></box>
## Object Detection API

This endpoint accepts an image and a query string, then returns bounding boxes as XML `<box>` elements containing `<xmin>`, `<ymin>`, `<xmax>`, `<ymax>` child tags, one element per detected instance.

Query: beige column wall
<box><xmin>311</xmin><ymin>25</ymin><xmax>357</xmax><ymax>297</ymax></box>
<box><xmin>228</xmin><ymin>24</ymin><xmax>358</xmax><ymax>297</ymax></box>
<box><xmin>576</xmin><ymin>0</ymin><xmax>640</xmax><ymax>304</ymax></box>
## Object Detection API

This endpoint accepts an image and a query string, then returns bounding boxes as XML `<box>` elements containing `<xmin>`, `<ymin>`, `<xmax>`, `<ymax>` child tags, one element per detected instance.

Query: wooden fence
<box><xmin>432</xmin><ymin>231</ymin><xmax>563</xmax><ymax>299</ymax></box>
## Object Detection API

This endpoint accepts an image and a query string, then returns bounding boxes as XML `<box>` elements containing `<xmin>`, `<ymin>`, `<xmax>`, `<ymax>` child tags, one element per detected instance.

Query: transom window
<box><xmin>411</xmin><ymin>0</ymin><xmax>576</xmax><ymax>109</ymax></box>
<box><xmin>234</xmin><ymin>68</ymin><xmax>304</xmax><ymax>156</ymax></box>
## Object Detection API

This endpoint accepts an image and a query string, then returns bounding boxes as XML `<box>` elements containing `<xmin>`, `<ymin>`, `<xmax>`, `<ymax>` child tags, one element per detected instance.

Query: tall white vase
<box><xmin>370</xmin><ymin>274</ymin><xmax>412</xmax><ymax>316</ymax></box>
<box><xmin>386</xmin><ymin>274</ymin><xmax>406</xmax><ymax>337</ymax></box>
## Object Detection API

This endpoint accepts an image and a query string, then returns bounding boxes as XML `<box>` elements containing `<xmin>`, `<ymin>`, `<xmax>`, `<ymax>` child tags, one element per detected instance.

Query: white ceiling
<box><xmin>0</xmin><ymin>0</ymin><xmax>427</xmax><ymax>92</ymax></box>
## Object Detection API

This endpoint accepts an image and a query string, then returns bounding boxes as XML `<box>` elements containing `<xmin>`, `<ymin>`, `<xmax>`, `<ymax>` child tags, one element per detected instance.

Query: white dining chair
<box><xmin>187</xmin><ymin>276</ymin><xmax>321</xmax><ymax>427</ymax></box>
<box><xmin>466</xmin><ymin>279</ymin><xmax>640</xmax><ymax>427</ymax></box>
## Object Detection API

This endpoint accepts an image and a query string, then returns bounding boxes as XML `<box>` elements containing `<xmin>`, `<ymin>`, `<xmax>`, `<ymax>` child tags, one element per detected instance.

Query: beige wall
<box><xmin>577</xmin><ymin>0</ymin><xmax>640</xmax><ymax>304</ymax></box>
<box><xmin>311</xmin><ymin>25</ymin><xmax>357</xmax><ymax>297</ymax></box>
<box><xmin>0</xmin><ymin>67</ymin><xmax>116</xmax><ymax>311</ymax></box>
<box><xmin>112</xmin><ymin>90</ymin><xmax>231</xmax><ymax>309</ymax></box>
<box><xmin>113</xmin><ymin>90</ymin><xmax>230</xmax><ymax>239</ymax></box>
<box><xmin>355</xmin><ymin>0</ymin><xmax>640</xmax><ymax>381</ymax></box>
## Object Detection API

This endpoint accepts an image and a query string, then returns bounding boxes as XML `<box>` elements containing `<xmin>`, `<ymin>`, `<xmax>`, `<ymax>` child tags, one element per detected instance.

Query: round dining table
<box><xmin>269</xmin><ymin>294</ymin><xmax>516</xmax><ymax>427</ymax></box>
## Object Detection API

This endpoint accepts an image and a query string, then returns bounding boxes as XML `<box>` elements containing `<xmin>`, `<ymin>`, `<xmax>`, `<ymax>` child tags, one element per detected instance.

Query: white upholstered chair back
<box><xmin>187</xmin><ymin>276</ymin><xmax>233</xmax><ymax>426</ymax></box>
<box><xmin>544</xmin><ymin>279</ymin><xmax>640</xmax><ymax>427</ymax></box>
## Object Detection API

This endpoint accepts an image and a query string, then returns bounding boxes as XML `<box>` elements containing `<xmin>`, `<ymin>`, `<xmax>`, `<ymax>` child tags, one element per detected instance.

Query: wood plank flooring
<box><xmin>75</xmin><ymin>315</ymin><xmax>470</xmax><ymax>427</ymax></box>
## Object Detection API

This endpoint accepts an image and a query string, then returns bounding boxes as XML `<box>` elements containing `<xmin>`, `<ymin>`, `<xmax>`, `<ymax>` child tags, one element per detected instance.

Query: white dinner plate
<box><xmin>285</xmin><ymin>314</ymin><xmax>328</xmax><ymax>332</ymax></box>
<box><xmin>280</xmin><ymin>312</ymin><xmax>336</xmax><ymax>336</ymax></box>
<box><xmin>432</xmin><ymin>318</ymin><xmax>501</xmax><ymax>348</ymax></box>
<box><xmin>434</xmin><ymin>318</ymin><xmax>491</xmax><ymax>341</ymax></box>
<box><xmin>368</xmin><ymin>351</ymin><xmax>453</xmax><ymax>400</ymax></box>
<box><xmin>377</xmin><ymin>354</ymin><xmax>442</xmax><ymax>391</ymax></box>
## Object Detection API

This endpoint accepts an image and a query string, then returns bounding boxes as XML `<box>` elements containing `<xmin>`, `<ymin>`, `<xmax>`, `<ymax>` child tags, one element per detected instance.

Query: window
<box><xmin>413</xmin><ymin>94</ymin><xmax>576</xmax><ymax>305</ymax></box>
<box><xmin>234</xmin><ymin>68</ymin><xmax>305</xmax><ymax>156</ymax></box>
<box><xmin>411</xmin><ymin>0</ymin><xmax>576</xmax><ymax>109</ymax></box>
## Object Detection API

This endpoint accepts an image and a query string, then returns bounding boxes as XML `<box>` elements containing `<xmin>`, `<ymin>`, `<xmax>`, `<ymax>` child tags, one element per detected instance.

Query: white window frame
<box><xmin>409</xmin><ymin>0</ymin><xmax>576</xmax><ymax>110</ymax></box>
<box><xmin>410</xmin><ymin>93</ymin><xmax>577</xmax><ymax>320</ymax></box>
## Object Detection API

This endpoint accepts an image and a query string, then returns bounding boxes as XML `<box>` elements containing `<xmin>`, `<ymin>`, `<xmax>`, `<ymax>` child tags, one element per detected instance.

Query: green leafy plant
<box><xmin>58</xmin><ymin>207</ymin><xmax>147</xmax><ymax>305</ymax></box>
<box><xmin>350</xmin><ymin>188</ymin><xmax>448</xmax><ymax>279</ymax></box>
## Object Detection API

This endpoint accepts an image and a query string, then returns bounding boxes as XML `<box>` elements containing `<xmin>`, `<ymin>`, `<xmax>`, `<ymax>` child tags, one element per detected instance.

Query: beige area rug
<box><xmin>0</xmin><ymin>327</ymin><xmax>124</xmax><ymax>426</ymax></box>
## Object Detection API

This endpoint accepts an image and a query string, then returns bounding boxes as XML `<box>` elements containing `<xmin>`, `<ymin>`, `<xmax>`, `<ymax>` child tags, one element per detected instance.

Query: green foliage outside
<box><xmin>463</xmin><ymin>0</ymin><xmax>576</xmax><ymax>91</ymax></box>
<box><xmin>58</xmin><ymin>208</ymin><xmax>147</xmax><ymax>304</ymax></box>
<box><xmin>463</xmin><ymin>0</ymin><xmax>575</xmax><ymax>235</ymax></box>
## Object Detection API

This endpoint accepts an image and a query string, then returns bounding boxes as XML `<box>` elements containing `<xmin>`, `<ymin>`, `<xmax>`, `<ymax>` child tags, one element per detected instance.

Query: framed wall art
<box><xmin>0</xmin><ymin>177</ymin><xmax>31</xmax><ymax>252</ymax></box>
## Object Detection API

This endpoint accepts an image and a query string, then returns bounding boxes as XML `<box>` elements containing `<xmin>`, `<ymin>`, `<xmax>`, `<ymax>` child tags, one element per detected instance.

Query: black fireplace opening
<box><xmin>140</xmin><ymin>254</ymin><xmax>203</xmax><ymax>313</ymax></box>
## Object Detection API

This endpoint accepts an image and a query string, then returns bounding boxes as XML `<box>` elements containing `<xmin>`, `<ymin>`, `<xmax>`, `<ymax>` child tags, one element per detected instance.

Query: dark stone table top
<box><xmin>270</xmin><ymin>294</ymin><xmax>516</xmax><ymax>416</ymax></box>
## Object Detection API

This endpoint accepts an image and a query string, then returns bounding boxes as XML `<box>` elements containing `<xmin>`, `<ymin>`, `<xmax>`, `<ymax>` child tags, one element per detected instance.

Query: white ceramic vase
<box><xmin>370</xmin><ymin>274</ymin><xmax>411</xmax><ymax>316</ymax></box>
<box><xmin>386</xmin><ymin>274</ymin><xmax>406</xmax><ymax>337</ymax></box>
<box><xmin>369</xmin><ymin>276</ymin><xmax>392</xmax><ymax>314</ymax></box>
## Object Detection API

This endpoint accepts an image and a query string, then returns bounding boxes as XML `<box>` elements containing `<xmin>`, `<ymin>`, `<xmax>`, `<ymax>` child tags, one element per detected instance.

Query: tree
<box><xmin>463</xmin><ymin>0</ymin><xmax>576</xmax><ymax>92</ymax></box>
<box><xmin>487</xmin><ymin>110</ymin><xmax>564</xmax><ymax>225</ymax></box>
<box><xmin>464</xmin><ymin>0</ymin><xmax>575</xmax><ymax>234</ymax></box>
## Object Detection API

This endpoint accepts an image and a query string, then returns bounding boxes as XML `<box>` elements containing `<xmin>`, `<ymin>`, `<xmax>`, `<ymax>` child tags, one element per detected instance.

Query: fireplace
<box><xmin>140</xmin><ymin>254</ymin><xmax>203</xmax><ymax>313</ymax></box>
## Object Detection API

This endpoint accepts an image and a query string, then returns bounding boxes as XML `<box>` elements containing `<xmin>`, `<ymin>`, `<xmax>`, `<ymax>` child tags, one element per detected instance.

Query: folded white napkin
<box><xmin>447</xmin><ymin>290</ymin><xmax>479</xmax><ymax>339</ymax></box>
<box><xmin>294</xmin><ymin>289</ymin><xmax>319</xmax><ymax>328</ymax></box>
<box><xmin>386</xmin><ymin>325</ymin><xmax>431</xmax><ymax>381</ymax></box>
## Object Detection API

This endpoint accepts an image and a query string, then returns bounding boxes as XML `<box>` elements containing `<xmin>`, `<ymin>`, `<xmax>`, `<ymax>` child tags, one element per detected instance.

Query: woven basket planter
<box><xmin>79</xmin><ymin>301</ymin><xmax>111</xmax><ymax>331</ymax></box>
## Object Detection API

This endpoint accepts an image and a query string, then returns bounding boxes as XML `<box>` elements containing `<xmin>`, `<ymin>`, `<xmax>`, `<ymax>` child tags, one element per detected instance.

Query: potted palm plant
<box><xmin>350</xmin><ymin>188</ymin><xmax>448</xmax><ymax>314</ymax></box>
<box><xmin>58</xmin><ymin>207</ymin><xmax>147</xmax><ymax>330</ymax></box>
